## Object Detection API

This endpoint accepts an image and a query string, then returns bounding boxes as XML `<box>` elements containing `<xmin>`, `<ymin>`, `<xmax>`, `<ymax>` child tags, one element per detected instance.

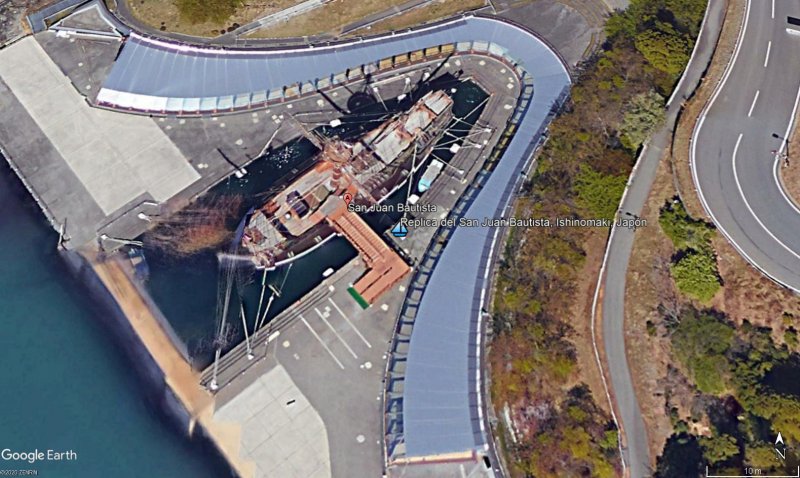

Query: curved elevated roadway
<box><xmin>692</xmin><ymin>0</ymin><xmax>800</xmax><ymax>291</ymax></box>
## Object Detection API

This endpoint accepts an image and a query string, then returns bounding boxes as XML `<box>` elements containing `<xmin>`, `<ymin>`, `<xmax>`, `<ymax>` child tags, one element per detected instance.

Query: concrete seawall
<box><xmin>59</xmin><ymin>248</ymin><xmax>253</xmax><ymax>478</ymax></box>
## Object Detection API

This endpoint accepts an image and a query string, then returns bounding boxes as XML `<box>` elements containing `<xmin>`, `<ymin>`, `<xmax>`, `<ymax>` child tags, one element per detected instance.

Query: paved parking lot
<box><xmin>209</xmin><ymin>258</ymin><xmax>404</xmax><ymax>477</ymax></box>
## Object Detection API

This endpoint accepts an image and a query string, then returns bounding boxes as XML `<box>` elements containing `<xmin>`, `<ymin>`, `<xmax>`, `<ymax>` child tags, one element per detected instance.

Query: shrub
<box><xmin>659</xmin><ymin>199</ymin><xmax>714</xmax><ymax>250</ymax></box>
<box><xmin>671</xmin><ymin>248</ymin><xmax>721</xmax><ymax>302</ymax></box>
<box><xmin>699</xmin><ymin>434</ymin><xmax>739</xmax><ymax>464</ymax></box>
<box><xmin>574</xmin><ymin>166</ymin><xmax>627</xmax><ymax>221</ymax></box>
<box><xmin>671</xmin><ymin>312</ymin><xmax>734</xmax><ymax>394</ymax></box>
<box><xmin>620</xmin><ymin>90</ymin><xmax>665</xmax><ymax>150</ymax></box>
<box><xmin>635</xmin><ymin>25</ymin><xmax>692</xmax><ymax>76</ymax></box>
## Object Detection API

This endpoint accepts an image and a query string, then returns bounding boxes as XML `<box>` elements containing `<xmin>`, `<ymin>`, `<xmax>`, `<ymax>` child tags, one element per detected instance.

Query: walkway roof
<box><xmin>98</xmin><ymin>16</ymin><xmax>568</xmax><ymax>113</ymax></box>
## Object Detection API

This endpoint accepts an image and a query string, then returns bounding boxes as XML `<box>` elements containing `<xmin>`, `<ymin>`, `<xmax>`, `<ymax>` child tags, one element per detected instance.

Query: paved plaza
<box><xmin>215</xmin><ymin>365</ymin><xmax>331</xmax><ymax>478</ymax></box>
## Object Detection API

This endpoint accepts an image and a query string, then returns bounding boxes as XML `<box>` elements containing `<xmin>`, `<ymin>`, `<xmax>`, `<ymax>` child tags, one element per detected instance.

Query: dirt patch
<box><xmin>626</xmin><ymin>0</ymin><xmax>800</xmax><ymax>462</ymax></box>
<box><xmin>574</xmin><ymin>230</ymin><xmax>614</xmax><ymax>415</ymax></box>
<box><xmin>125</xmin><ymin>0</ymin><xmax>302</xmax><ymax>37</ymax></box>
<box><xmin>778</xmin><ymin>108</ymin><xmax>800</xmax><ymax>210</ymax></box>
<box><xmin>247</xmin><ymin>0</ymin><xmax>410</xmax><ymax>38</ymax></box>
<box><xmin>347</xmin><ymin>0</ymin><xmax>486</xmax><ymax>36</ymax></box>
<box><xmin>0</xmin><ymin>0</ymin><xmax>48</xmax><ymax>44</ymax></box>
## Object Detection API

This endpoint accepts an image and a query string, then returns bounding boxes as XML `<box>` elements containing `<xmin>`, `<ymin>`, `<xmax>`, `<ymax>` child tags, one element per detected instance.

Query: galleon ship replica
<box><xmin>242</xmin><ymin>90</ymin><xmax>454</xmax><ymax>269</ymax></box>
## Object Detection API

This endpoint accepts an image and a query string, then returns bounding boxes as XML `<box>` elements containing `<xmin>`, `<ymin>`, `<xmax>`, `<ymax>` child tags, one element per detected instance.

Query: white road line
<box><xmin>764</xmin><ymin>41</ymin><xmax>771</xmax><ymax>67</ymax></box>
<box><xmin>692</xmin><ymin>0</ymin><xmax>800</xmax><ymax>294</ymax></box>
<box><xmin>772</xmin><ymin>0</ymin><xmax>775</xmax><ymax>19</ymax></box>
<box><xmin>328</xmin><ymin>297</ymin><xmax>371</xmax><ymax>348</ymax></box>
<box><xmin>773</xmin><ymin>82</ymin><xmax>800</xmax><ymax>216</ymax></box>
<box><xmin>300</xmin><ymin>315</ymin><xmax>344</xmax><ymax>369</ymax></box>
<box><xmin>315</xmin><ymin>307</ymin><xmax>358</xmax><ymax>359</ymax></box>
<box><xmin>747</xmin><ymin>90</ymin><xmax>760</xmax><ymax>117</ymax></box>
<box><xmin>732</xmin><ymin>133</ymin><xmax>800</xmax><ymax>261</ymax></box>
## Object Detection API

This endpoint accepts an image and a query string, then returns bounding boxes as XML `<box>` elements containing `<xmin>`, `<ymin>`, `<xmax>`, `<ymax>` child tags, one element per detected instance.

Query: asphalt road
<box><xmin>693</xmin><ymin>0</ymin><xmax>800</xmax><ymax>292</ymax></box>
<box><xmin>595</xmin><ymin>0</ymin><xmax>726</xmax><ymax>476</ymax></box>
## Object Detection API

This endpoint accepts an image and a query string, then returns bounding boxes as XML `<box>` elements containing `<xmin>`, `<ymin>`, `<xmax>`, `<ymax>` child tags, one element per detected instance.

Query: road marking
<box><xmin>314</xmin><ymin>307</ymin><xmax>358</xmax><ymax>359</ymax></box>
<box><xmin>732</xmin><ymin>133</ymin><xmax>800</xmax><ymax>261</ymax></box>
<box><xmin>690</xmin><ymin>0</ymin><xmax>800</xmax><ymax>293</ymax></box>
<box><xmin>772</xmin><ymin>0</ymin><xmax>775</xmax><ymax>19</ymax></box>
<box><xmin>300</xmin><ymin>315</ymin><xmax>344</xmax><ymax>369</ymax></box>
<box><xmin>747</xmin><ymin>90</ymin><xmax>760</xmax><ymax>117</ymax></box>
<box><xmin>764</xmin><ymin>41</ymin><xmax>771</xmax><ymax>68</ymax></box>
<box><xmin>328</xmin><ymin>297</ymin><xmax>371</xmax><ymax>348</ymax></box>
<box><xmin>773</xmin><ymin>82</ymin><xmax>800</xmax><ymax>216</ymax></box>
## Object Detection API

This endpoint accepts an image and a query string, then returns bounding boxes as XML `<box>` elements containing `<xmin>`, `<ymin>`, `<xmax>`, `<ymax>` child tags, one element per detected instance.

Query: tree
<box><xmin>670</xmin><ymin>248</ymin><xmax>721</xmax><ymax>302</ymax></box>
<box><xmin>659</xmin><ymin>199</ymin><xmax>714</xmax><ymax>250</ymax></box>
<box><xmin>635</xmin><ymin>25</ymin><xmax>692</xmax><ymax>76</ymax></box>
<box><xmin>665</xmin><ymin>0</ymin><xmax>708</xmax><ymax>37</ymax></box>
<box><xmin>620</xmin><ymin>90</ymin><xmax>665</xmax><ymax>150</ymax></box>
<box><xmin>750</xmin><ymin>394</ymin><xmax>800</xmax><ymax>443</ymax></box>
<box><xmin>574</xmin><ymin>166</ymin><xmax>627</xmax><ymax>221</ymax></box>
<box><xmin>744</xmin><ymin>443</ymin><xmax>781</xmax><ymax>470</ymax></box>
<box><xmin>671</xmin><ymin>312</ymin><xmax>734</xmax><ymax>394</ymax></box>
<box><xmin>699</xmin><ymin>434</ymin><xmax>739</xmax><ymax>464</ymax></box>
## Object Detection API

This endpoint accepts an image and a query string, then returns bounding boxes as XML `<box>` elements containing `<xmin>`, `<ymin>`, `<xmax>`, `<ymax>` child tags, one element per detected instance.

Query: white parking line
<box><xmin>314</xmin><ymin>307</ymin><xmax>358</xmax><ymax>359</ymax></box>
<box><xmin>300</xmin><ymin>315</ymin><xmax>344</xmax><ymax>369</ymax></box>
<box><xmin>328</xmin><ymin>298</ymin><xmax>372</xmax><ymax>348</ymax></box>
<box><xmin>764</xmin><ymin>41</ymin><xmax>771</xmax><ymax>67</ymax></box>
<box><xmin>748</xmin><ymin>90</ymin><xmax>759</xmax><ymax>117</ymax></box>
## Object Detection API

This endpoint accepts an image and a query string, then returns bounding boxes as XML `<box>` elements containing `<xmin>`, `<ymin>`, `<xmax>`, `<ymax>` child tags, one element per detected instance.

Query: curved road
<box><xmin>693</xmin><ymin>0</ymin><xmax>800</xmax><ymax>292</ymax></box>
<box><xmin>596</xmin><ymin>0</ymin><xmax>726</xmax><ymax>476</ymax></box>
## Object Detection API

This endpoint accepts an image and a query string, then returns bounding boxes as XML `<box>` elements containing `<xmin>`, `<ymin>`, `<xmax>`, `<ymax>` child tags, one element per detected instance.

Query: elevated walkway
<box><xmin>327</xmin><ymin>199</ymin><xmax>411</xmax><ymax>305</ymax></box>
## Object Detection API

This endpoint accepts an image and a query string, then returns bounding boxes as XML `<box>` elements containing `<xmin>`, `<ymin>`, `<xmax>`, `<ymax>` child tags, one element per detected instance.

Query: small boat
<box><xmin>417</xmin><ymin>159</ymin><xmax>444</xmax><ymax>193</ymax></box>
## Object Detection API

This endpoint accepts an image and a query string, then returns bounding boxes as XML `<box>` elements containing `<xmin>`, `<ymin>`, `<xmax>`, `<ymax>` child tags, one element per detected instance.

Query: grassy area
<box><xmin>246</xmin><ymin>0</ymin><xmax>409</xmax><ymax>38</ymax></box>
<box><xmin>348</xmin><ymin>0</ymin><xmax>486</xmax><ymax>36</ymax></box>
<box><xmin>124</xmin><ymin>0</ymin><xmax>301</xmax><ymax>37</ymax></box>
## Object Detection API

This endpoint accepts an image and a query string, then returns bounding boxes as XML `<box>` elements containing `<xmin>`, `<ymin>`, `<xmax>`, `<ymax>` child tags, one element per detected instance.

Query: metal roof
<box><xmin>402</xmin><ymin>55</ymin><xmax>568</xmax><ymax>458</ymax></box>
<box><xmin>97</xmin><ymin>15</ymin><xmax>570</xmax><ymax>458</ymax></box>
<box><xmin>98</xmin><ymin>16</ymin><xmax>568</xmax><ymax>113</ymax></box>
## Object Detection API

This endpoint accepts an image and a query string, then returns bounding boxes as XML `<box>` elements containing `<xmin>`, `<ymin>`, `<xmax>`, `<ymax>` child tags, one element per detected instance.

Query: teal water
<box><xmin>0</xmin><ymin>164</ymin><xmax>232</xmax><ymax>477</ymax></box>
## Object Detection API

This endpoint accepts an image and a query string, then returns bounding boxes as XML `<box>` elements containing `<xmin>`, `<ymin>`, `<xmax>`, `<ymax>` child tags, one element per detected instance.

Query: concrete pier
<box><xmin>87</xmin><ymin>252</ymin><xmax>256</xmax><ymax>478</ymax></box>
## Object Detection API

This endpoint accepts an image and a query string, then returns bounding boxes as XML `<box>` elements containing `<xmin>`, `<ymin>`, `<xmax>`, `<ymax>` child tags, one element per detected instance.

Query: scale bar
<box><xmin>706</xmin><ymin>466</ymin><xmax>800</xmax><ymax>478</ymax></box>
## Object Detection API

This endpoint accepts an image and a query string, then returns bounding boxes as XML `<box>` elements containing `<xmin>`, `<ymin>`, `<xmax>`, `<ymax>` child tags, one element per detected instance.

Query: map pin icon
<box><xmin>344</xmin><ymin>193</ymin><xmax>353</xmax><ymax>205</ymax></box>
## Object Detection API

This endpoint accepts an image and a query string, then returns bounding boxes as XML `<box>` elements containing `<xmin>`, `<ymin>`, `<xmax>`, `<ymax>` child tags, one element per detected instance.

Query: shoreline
<box><xmin>59</xmin><ymin>248</ymin><xmax>253</xmax><ymax>478</ymax></box>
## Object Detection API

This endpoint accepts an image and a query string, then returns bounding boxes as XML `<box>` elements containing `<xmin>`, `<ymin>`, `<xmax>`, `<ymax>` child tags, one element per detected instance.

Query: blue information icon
<box><xmin>391</xmin><ymin>222</ymin><xmax>408</xmax><ymax>238</ymax></box>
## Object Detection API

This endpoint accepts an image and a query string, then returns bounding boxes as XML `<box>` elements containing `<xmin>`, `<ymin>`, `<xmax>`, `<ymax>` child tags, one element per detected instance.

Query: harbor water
<box><xmin>143</xmin><ymin>77</ymin><xmax>489</xmax><ymax>369</ymax></box>
<box><xmin>0</xmin><ymin>162</ymin><xmax>232</xmax><ymax>477</ymax></box>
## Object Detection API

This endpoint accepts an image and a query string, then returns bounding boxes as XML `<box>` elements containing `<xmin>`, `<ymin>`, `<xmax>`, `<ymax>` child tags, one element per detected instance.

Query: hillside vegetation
<box><xmin>489</xmin><ymin>0</ymin><xmax>707</xmax><ymax>476</ymax></box>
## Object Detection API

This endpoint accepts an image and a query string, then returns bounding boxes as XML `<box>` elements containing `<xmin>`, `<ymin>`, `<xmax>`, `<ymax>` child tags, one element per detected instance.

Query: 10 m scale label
<box><xmin>705</xmin><ymin>466</ymin><xmax>800</xmax><ymax>477</ymax></box>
